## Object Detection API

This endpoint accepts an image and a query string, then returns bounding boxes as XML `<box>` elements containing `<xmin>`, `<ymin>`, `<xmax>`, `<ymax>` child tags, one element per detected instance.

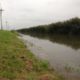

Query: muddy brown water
<box><xmin>20</xmin><ymin>34</ymin><xmax>80</xmax><ymax>80</ymax></box>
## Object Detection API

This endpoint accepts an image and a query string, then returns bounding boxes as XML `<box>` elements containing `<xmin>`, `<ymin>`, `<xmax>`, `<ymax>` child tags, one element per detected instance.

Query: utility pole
<box><xmin>0</xmin><ymin>4</ymin><xmax>3</xmax><ymax>30</ymax></box>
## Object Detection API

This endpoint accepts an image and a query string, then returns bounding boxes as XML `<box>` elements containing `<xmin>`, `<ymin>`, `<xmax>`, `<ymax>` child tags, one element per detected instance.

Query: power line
<box><xmin>0</xmin><ymin>3</ymin><xmax>3</xmax><ymax>30</ymax></box>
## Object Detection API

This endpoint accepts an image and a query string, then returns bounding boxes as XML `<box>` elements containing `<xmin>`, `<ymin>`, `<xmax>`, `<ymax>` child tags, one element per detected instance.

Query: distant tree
<box><xmin>18</xmin><ymin>17</ymin><xmax>80</xmax><ymax>35</ymax></box>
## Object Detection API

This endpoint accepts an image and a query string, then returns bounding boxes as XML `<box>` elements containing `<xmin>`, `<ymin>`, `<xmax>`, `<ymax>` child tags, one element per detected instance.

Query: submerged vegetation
<box><xmin>0</xmin><ymin>30</ymin><xmax>63</xmax><ymax>80</ymax></box>
<box><xmin>18</xmin><ymin>17</ymin><xmax>80</xmax><ymax>35</ymax></box>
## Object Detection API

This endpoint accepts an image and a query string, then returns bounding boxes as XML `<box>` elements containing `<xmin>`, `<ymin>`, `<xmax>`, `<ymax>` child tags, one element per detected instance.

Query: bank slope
<box><xmin>0</xmin><ymin>30</ymin><xmax>63</xmax><ymax>80</ymax></box>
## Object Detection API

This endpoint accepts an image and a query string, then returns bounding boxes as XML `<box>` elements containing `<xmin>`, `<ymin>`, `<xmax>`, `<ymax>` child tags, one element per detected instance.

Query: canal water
<box><xmin>20</xmin><ymin>34</ymin><xmax>80</xmax><ymax>80</ymax></box>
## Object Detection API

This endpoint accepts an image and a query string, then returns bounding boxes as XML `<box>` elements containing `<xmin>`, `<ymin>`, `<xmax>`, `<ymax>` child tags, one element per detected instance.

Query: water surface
<box><xmin>20</xmin><ymin>34</ymin><xmax>80</xmax><ymax>80</ymax></box>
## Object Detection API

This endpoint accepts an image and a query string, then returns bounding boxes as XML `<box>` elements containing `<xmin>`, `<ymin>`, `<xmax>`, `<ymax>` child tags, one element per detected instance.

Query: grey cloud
<box><xmin>20</xmin><ymin>8</ymin><xmax>35</xmax><ymax>13</ymax></box>
<box><xmin>1</xmin><ymin>0</ymin><xmax>80</xmax><ymax>30</ymax></box>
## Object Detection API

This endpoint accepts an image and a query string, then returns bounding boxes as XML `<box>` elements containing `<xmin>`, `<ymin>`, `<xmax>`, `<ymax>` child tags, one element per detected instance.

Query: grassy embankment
<box><xmin>0</xmin><ymin>30</ymin><xmax>63</xmax><ymax>80</ymax></box>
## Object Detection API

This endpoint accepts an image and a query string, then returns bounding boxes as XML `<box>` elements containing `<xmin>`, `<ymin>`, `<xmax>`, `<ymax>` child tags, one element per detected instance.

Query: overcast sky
<box><xmin>0</xmin><ymin>0</ymin><xmax>80</xmax><ymax>30</ymax></box>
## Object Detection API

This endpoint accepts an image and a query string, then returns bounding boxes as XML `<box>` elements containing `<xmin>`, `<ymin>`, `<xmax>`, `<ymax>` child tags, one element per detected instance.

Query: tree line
<box><xmin>18</xmin><ymin>17</ymin><xmax>80</xmax><ymax>35</ymax></box>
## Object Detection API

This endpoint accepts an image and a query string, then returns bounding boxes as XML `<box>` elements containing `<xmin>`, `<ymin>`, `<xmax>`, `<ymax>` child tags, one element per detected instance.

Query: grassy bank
<box><xmin>0</xmin><ymin>30</ymin><xmax>63</xmax><ymax>80</ymax></box>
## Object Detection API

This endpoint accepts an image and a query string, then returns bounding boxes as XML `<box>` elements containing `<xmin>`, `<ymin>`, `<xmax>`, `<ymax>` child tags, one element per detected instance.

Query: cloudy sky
<box><xmin>0</xmin><ymin>0</ymin><xmax>80</xmax><ymax>30</ymax></box>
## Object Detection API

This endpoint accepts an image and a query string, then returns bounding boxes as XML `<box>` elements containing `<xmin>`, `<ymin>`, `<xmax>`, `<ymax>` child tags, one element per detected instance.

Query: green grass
<box><xmin>0</xmin><ymin>30</ymin><xmax>64</xmax><ymax>80</ymax></box>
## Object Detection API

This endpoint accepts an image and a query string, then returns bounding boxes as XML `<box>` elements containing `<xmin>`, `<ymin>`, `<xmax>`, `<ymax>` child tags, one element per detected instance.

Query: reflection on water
<box><xmin>26</xmin><ymin>33</ymin><xmax>80</xmax><ymax>49</ymax></box>
<box><xmin>20</xmin><ymin>33</ymin><xmax>80</xmax><ymax>80</ymax></box>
